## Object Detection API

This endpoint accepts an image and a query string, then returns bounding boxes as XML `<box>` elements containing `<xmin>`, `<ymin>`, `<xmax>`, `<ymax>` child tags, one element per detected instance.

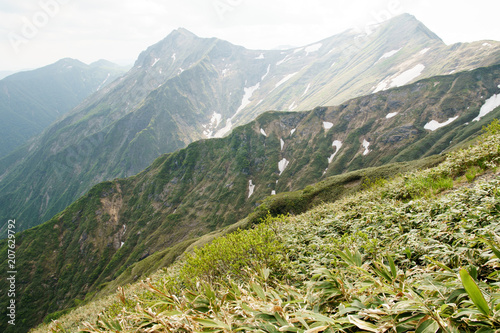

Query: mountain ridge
<box><xmin>36</xmin><ymin>122</ymin><xmax>500</xmax><ymax>333</ymax></box>
<box><xmin>1</xmin><ymin>14</ymin><xmax>500</xmax><ymax>236</ymax></box>
<box><xmin>2</xmin><ymin>62</ymin><xmax>500</xmax><ymax>332</ymax></box>
<box><xmin>0</xmin><ymin>58</ymin><xmax>128</xmax><ymax>158</ymax></box>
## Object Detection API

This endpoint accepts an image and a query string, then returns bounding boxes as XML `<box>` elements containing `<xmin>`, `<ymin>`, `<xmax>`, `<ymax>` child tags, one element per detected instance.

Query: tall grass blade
<box><xmin>415</xmin><ymin>318</ymin><xmax>439</xmax><ymax>333</ymax></box>
<box><xmin>459</xmin><ymin>268</ymin><xmax>490</xmax><ymax>316</ymax></box>
<box><xmin>348</xmin><ymin>315</ymin><xmax>378</xmax><ymax>332</ymax></box>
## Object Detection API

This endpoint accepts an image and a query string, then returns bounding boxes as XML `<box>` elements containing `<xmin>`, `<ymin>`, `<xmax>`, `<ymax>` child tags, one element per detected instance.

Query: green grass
<box><xmin>41</xmin><ymin>120</ymin><xmax>500</xmax><ymax>333</ymax></box>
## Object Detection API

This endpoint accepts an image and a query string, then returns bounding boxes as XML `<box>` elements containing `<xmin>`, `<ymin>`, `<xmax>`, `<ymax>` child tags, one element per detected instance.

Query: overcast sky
<box><xmin>1</xmin><ymin>0</ymin><xmax>499</xmax><ymax>71</ymax></box>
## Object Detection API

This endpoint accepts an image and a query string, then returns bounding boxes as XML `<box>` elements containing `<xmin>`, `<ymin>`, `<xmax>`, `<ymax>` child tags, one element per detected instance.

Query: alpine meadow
<box><xmin>0</xmin><ymin>10</ymin><xmax>500</xmax><ymax>333</ymax></box>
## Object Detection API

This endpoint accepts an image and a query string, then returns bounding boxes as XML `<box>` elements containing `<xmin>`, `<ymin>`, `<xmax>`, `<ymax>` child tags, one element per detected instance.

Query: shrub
<box><xmin>178</xmin><ymin>216</ymin><xmax>287</xmax><ymax>286</ymax></box>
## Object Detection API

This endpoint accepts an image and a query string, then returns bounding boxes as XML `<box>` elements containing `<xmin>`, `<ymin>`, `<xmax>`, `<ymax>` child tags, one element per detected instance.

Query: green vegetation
<box><xmin>3</xmin><ymin>68</ymin><xmax>500</xmax><ymax>331</ymax></box>
<box><xmin>1</xmin><ymin>23</ymin><xmax>500</xmax><ymax>331</ymax></box>
<box><xmin>249</xmin><ymin>154</ymin><xmax>444</xmax><ymax>224</ymax></box>
<box><xmin>178</xmin><ymin>220</ymin><xmax>285</xmax><ymax>286</ymax></box>
<box><xmin>39</xmin><ymin>120</ymin><xmax>500</xmax><ymax>332</ymax></box>
<box><xmin>2</xmin><ymin>15</ymin><xmax>499</xmax><ymax>239</ymax></box>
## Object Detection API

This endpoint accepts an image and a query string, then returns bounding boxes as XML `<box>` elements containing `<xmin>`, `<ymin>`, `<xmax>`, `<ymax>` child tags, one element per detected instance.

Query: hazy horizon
<box><xmin>1</xmin><ymin>0</ymin><xmax>500</xmax><ymax>72</ymax></box>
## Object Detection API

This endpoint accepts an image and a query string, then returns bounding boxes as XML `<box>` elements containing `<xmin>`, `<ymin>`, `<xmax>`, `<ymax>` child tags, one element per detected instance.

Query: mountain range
<box><xmin>1</xmin><ymin>13</ymin><xmax>500</xmax><ymax>332</ymax></box>
<box><xmin>1</xmin><ymin>14</ymin><xmax>499</xmax><ymax>237</ymax></box>
<box><xmin>2</xmin><ymin>54</ymin><xmax>500</xmax><ymax>333</ymax></box>
<box><xmin>0</xmin><ymin>59</ymin><xmax>128</xmax><ymax>158</ymax></box>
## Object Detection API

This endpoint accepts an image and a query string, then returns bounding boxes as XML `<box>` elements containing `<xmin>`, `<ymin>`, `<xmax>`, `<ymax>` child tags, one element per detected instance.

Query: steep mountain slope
<box><xmin>0</xmin><ymin>59</ymin><xmax>127</xmax><ymax>158</ymax></box>
<box><xmin>1</xmin><ymin>14</ymin><xmax>499</xmax><ymax>235</ymax></box>
<box><xmin>39</xmin><ymin>123</ymin><xmax>500</xmax><ymax>333</ymax></box>
<box><xmin>2</xmin><ymin>64</ymin><xmax>500</xmax><ymax>332</ymax></box>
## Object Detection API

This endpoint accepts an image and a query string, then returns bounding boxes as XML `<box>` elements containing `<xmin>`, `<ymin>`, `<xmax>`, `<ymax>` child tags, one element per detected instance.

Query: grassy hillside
<box><xmin>38</xmin><ymin>121</ymin><xmax>500</xmax><ymax>332</ymax></box>
<box><xmin>2</xmin><ymin>63</ymin><xmax>500</xmax><ymax>332</ymax></box>
<box><xmin>3</xmin><ymin>61</ymin><xmax>500</xmax><ymax>237</ymax></box>
<box><xmin>0</xmin><ymin>135</ymin><xmax>442</xmax><ymax>333</ymax></box>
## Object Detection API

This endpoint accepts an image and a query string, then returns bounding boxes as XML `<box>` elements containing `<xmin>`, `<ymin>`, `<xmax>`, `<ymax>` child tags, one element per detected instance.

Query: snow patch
<box><xmin>473</xmin><ymin>94</ymin><xmax>500</xmax><ymax>122</ymax></box>
<box><xmin>280</xmin><ymin>138</ymin><xmax>285</xmax><ymax>151</ymax></box>
<box><xmin>498</xmin><ymin>84</ymin><xmax>500</xmax><ymax>89</ymax></box>
<box><xmin>288</xmin><ymin>101</ymin><xmax>298</xmax><ymax>111</ymax></box>
<box><xmin>203</xmin><ymin>112</ymin><xmax>223</xmax><ymax>138</ymax></box>
<box><xmin>379</xmin><ymin>48</ymin><xmax>401</xmax><ymax>61</ymax></box>
<box><xmin>302</xmin><ymin>83</ymin><xmax>311</xmax><ymax>97</ymax></box>
<box><xmin>290</xmin><ymin>128</ymin><xmax>296</xmax><ymax>135</ymax></box>
<box><xmin>385</xmin><ymin>112</ymin><xmax>398</xmax><ymax>119</ymax></box>
<box><xmin>274</xmin><ymin>72</ymin><xmax>299</xmax><ymax>89</ymax></box>
<box><xmin>260</xmin><ymin>128</ymin><xmax>267</xmax><ymax>137</ymax></box>
<box><xmin>483</xmin><ymin>42</ymin><xmax>492</xmax><ymax>47</ymax></box>
<box><xmin>96</xmin><ymin>73</ymin><xmax>111</xmax><ymax>91</ymax></box>
<box><xmin>171</xmin><ymin>53</ymin><xmax>176</xmax><ymax>61</ymax></box>
<box><xmin>294</xmin><ymin>47</ymin><xmax>304</xmax><ymax>53</ymax></box>
<box><xmin>255</xmin><ymin>53</ymin><xmax>265</xmax><ymax>59</ymax></box>
<box><xmin>277</xmin><ymin>54</ymin><xmax>293</xmax><ymax>66</ymax></box>
<box><xmin>152</xmin><ymin>58</ymin><xmax>160</xmax><ymax>67</ymax></box>
<box><xmin>278</xmin><ymin>158</ymin><xmax>289</xmax><ymax>176</ymax></box>
<box><xmin>271</xmin><ymin>190</ymin><xmax>276</xmax><ymax>195</ymax></box>
<box><xmin>362</xmin><ymin>140</ymin><xmax>370</xmax><ymax>156</ymax></box>
<box><xmin>424</xmin><ymin>116</ymin><xmax>459</xmax><ymax>131</ymax></box>
<box><xmin>391</xmin><ymin>64</ymin><xmax>425</xmax><ymax>87</ymax></box>
<box><xmin>419</xmin><ymin>48</ymin><xmax>430</xmax><ymax>55</ymax></box>
<box><xmin>373</xmin><ymin>81</ymin><xmax>389</xmax><ymax>93</ymax></box>
<box><xmin>120</xmin><ymin>242</ymin><xmax>124</xmax><ymax>248</ymax></box>
<box><xmin>235</xmin><ymin>83</ymin><xmax>260</xmax><ymax>116</ymax></box>
<box><xmin>248</xmin><ymin>180</ymin><xmax>255</xmax><ymax>198</ymax></box>
<box><xmin>261</xmin><ymin>65</ymin><xmax>271</xmax><ymax>81</ymax></box>
<box><xmin>211</xmin><ymin>112</ymin><xmax>222</xmax><ymax>127</ymax></box>
<box><xmin>323</xmin><ymin>121</ymin><xmax>333</xmax><ymax>130</ymax></box>
<box><xmin>328</xmin><ymin>140</ymin><xmax>343</xmax><ymax>163</ymax></box>
<box><xmin>305</xmin><ymin>43</ymin><xmax>322</xmax><ymax>55</ymax></box>
<box><xmin>214</xmin><ymin>118</ymin><xmax>233</xmax><ymax>138</ymax></box>
<box><xmin>373</xmin><ymin>64</ymin><xmax>425</xmax><ymax>93</ymax></box>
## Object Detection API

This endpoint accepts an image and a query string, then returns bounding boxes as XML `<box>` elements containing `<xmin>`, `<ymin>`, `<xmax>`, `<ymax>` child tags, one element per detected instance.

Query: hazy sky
<box><xmin>1</xmin><ymin>0</ymin><xmax>499</xmax><ymax>71</ymax></box>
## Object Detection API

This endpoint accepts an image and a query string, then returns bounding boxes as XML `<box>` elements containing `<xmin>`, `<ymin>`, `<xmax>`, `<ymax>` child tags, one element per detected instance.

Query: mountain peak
<box><xmin>384</xmin><ymin>13</ymin><xmax>443</xmax><ymax>43</ymax></box>
<box><xmin>90</xmin><ymin>59</ymin><xmax>120</xmax><ymax>68</ymax></box>
<box><xmin>173</xmin><ymin>27</ymin><xmax>198</xmax><ymax>37</ymax></box>
<box><xmin>54</xmin><ymin>58</ymin><xmax>86</xmax><ymax>67</ymax></box>
<box><xmin>160</xmin><ymin>27</ymin><xmax>200</xmax><ymax>43</ymax></box>
<box><xmin>134</xmin><ymin>27</ymin><xmax>201</xmax><ymax>68</ymax></box>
